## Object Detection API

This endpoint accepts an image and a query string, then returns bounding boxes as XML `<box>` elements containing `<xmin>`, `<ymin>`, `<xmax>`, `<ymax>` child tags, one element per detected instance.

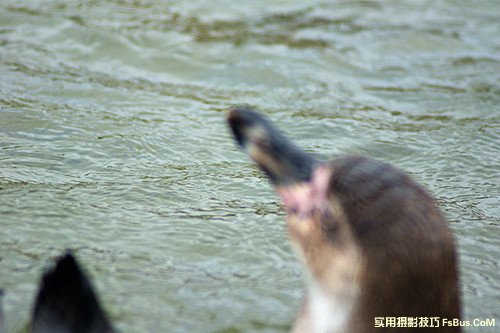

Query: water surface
<box><xmin>0</xmin><ymin>1</ymin><xmax>499</xmax><ymax>332</ymax></box>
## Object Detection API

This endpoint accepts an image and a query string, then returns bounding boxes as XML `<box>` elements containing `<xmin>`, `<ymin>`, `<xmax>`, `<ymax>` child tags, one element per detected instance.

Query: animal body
<box><xmin>31</xmin><ymin>251</ymin><xmax>115</xmax><ymax>333</ymax></box>
<box><xmin>227</xmin><ymin>106</ymin><xmax>462</xmax><ymax>333</ymax></box>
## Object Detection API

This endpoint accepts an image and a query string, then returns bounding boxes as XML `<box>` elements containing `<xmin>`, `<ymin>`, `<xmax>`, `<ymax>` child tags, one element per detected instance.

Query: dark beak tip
<box><xmin>226</xmin><ymin>105</ymin><xmax>260</xmax><ymax>123</ymax></box>
<box><xmin>226</xmin><ymin>108</ymin><xmax>246</xmax><ymax>148</ymax></box>
<box><xmin>226</xmin><ymin>108</ymin><xmax>243</xmax><ymax>130</ymax></box>
<box><xmin>225</xmin><ymin>107</ymin><xmax>237</xmax><ymax>122</ymax></box>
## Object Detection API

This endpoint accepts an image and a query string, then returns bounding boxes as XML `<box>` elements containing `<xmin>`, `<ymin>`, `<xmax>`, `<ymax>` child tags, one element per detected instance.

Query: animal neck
<box><xmin>303</xmin><ymin>280</ymin><xmax>358</xmax><ymax>333</ymax></box>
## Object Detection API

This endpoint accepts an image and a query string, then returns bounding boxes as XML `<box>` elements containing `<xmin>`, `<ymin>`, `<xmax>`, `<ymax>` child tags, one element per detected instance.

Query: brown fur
<box><xmin>226</xmin><ymin>107</ymin><xmax>462</xmax><ymax>333</ymax></box>
<box><xmin>290</xmin><ymin>156</ymin><xmax>461</xmax><ymax>332</ymax></box>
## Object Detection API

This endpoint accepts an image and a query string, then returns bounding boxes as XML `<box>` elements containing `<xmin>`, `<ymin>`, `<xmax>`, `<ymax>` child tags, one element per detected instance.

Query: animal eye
<box><xmin>320</xmin><ymin>209</ymin><xmax>339</xmax><ymax>233</ymax></box>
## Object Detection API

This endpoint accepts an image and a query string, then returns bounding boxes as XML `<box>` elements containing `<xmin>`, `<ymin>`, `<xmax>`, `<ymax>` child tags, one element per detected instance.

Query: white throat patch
<box><xmin>308</xmin><ymin>282</ymin><xmax>355</xmax><ymax>333</ymax></box>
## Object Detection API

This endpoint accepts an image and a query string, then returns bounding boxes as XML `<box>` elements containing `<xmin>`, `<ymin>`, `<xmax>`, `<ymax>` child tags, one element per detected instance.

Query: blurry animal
<box><xmin>227</xmin><ymin>106</ymin><xmax>461</xmax><ymax>333</ymax></box>
<box><xmin>31</xmin><ymin>251</ymin><xmax>115</xmax><ymax>333</ymax></box>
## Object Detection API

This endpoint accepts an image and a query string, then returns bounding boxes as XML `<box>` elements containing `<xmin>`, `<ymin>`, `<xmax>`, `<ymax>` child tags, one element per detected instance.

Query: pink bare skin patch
<box><xmin>277</xmin><ymin>164</ymin><xmax>332</xmax><ymax>216</ymax></box>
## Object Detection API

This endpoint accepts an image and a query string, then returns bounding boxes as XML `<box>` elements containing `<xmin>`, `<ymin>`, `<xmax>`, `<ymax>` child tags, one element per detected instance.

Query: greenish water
<box><xmin>0</xmin><ymin>0</ymin><xmax>499</xmax><ymax>332</ymax></box>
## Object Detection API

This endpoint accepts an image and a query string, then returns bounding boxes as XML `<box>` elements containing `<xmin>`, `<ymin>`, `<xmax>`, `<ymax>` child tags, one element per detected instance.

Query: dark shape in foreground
<box><xmin>31</xmin><ymin>251</ymin><xmax>115</xmax><ymax>333</ymax></box>
<box><xmin>0</xmin><ymin>289</ymin><xmax>5</xmax><ymax>333</ymax></box>
<box><xmin>227</xmin><ymin>106</ymin><xmax>462</xmax><ymax>333</ymax></box>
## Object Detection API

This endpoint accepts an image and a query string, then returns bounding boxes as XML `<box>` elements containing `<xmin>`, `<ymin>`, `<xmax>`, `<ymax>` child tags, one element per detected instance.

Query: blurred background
<box><xmin>0</xmin><ymin>0</ymin><xmax>498</xmax><ymax>332</ymax></box>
